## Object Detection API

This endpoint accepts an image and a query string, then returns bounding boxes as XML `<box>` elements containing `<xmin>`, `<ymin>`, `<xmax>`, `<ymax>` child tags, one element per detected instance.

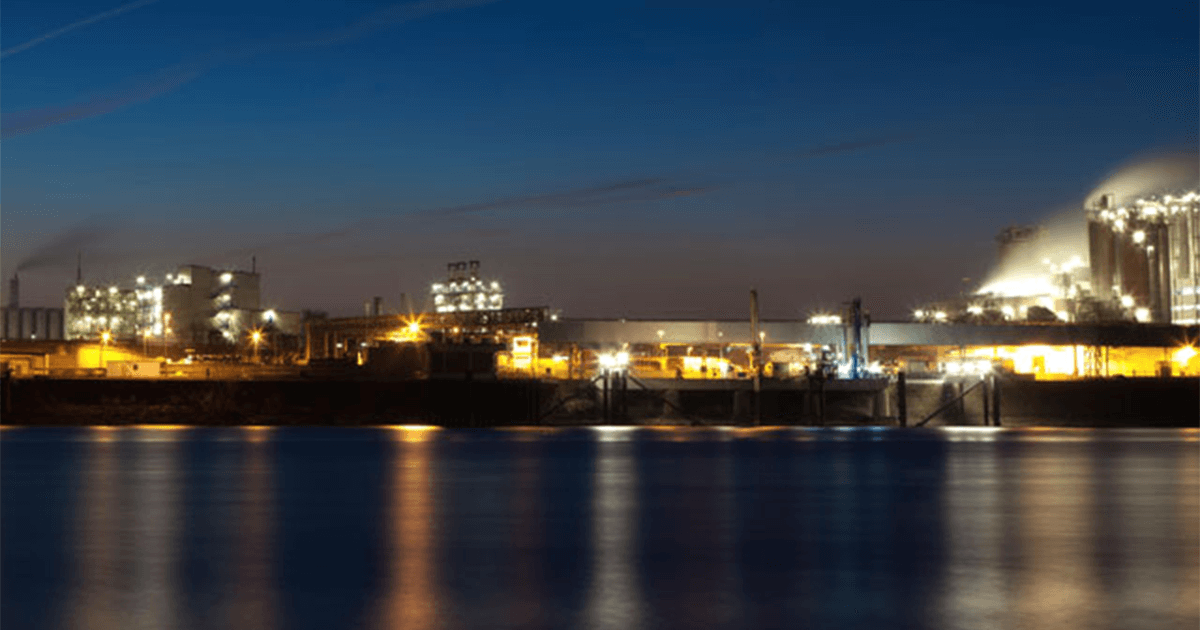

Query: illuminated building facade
<box><xmin>63</xmin><ymin>264</ymin><xmax>298</xmax><ymax>346</ymax></box>
<box><xmin>65</xmin><ymin>284</ymin><xmax>142</xmax><ymax>340</ymax></box>
<box><xmin>431</xmin><ymin>261</ymin><xmax>504</xmax><ymax>313</ymax></box>
<box><xmin>1088</xmin><ymin>191</ymin><xmax>1200</xmax><ymax>324</ymax></box>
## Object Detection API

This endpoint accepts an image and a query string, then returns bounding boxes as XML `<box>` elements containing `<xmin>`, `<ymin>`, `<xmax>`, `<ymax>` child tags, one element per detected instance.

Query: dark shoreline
<box><xmin>2</xmin><ymin>375</ymin><xmax>1197</xmax><ymax>428</ymax></box>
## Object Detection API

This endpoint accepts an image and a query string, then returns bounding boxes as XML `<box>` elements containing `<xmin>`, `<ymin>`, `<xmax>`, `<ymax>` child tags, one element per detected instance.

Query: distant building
<box><xmin>2</xmin><ymin>274</ymin><xmax>65</xmax><ymax>341</ymax></box>
<box><xmin>63</xmin><ymin>264</ymin><xmax>300</xmax><ymax>346</ymax></box>
<box><xmin>431</xmin><ymin>261</ymin><xmax>504</xmax><ymax>313</ymax></box>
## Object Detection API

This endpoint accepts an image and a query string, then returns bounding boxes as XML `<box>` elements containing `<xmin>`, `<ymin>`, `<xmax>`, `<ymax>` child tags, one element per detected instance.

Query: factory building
<box><xmin>1088</xmin><ymin>191</ymin><xmax>1200</xmax><ymax>324</ymax></box>
<box><xmin>923</xmin><ymin>187</ymin><xmax>1199</xmax><ymax>326</ymax></box>
<box><xmin>432</xmin><ymin>261</ymin><xmax>504</xmax><ymax>313</ymax></box>
<box><xmin>1</xmin><ymin>275</ymin><xmax>65</xmax><ymax>341</ymax></box>
<box><xmin>63</xmin><ymin>263</ymin><xmax>300</xmax><ymax>346</ymax></box>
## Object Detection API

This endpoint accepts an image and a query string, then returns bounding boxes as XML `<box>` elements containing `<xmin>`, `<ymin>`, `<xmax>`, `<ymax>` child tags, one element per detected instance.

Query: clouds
<box><xmin>1</xmin><ymin>0</ymin><xmax>161</xmax><ymax>59</ymax></box>
<box><xmin>2</xmin><ymin>0</ymin><xmax>502</xmax><ymax>139</ymax></box>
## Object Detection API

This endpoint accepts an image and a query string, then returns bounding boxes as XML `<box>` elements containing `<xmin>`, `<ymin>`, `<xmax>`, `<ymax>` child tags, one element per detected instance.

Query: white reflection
<box><xmin>508</xmin><ymin>442</ymin><xmax>544</xmax><ymax>624</ymax></box>
<box><xmin>583</xmin><ymin>437</ymin><xmax>643</xmax><ymax>629</ymax></box>
<box><xmin>130</xmin><ymin>428</ymin><xmax>183</xmax><ymax>630</ymax></box>
<box><xmin>940</xmin><ymin>441</ymin><xmax>1005</xmax><ymax>626</ymax></box>
<box><xmin>229</xmin><ymin>431</ymin><xmax>277</xmax><ymax>629</ymax></box>
<box><xmin>1176</xmin><ymin>443</ymin><xmax>1199</xmax><ymax>621</ymax></box>
<box><xmin>592</xmin><ymin>426</ymin><xmax>640</xmax><ymax>442</ymax></box>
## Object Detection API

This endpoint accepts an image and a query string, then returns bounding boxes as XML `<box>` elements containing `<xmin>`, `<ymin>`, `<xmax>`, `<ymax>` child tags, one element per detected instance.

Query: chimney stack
<box><xmin>8</xmin><ymin>274</ymin><xmax>18</xmax><ymax>309</ymax></box>
<box><xmin>76</xmin><ymin>251</ymin><xmax>82</xmax><ymax>285</ymax></box>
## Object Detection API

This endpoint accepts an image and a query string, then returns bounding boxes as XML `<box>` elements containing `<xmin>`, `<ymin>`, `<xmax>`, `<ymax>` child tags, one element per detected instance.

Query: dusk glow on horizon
<box><xmin>3</xmin><ymin>0</ymin><xmax>1197</xmax><ymax>319</ymax></box>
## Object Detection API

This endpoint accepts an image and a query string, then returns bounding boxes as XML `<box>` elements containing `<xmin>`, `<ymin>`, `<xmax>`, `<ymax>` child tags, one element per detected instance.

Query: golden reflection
<box><xmin>243</xmin><ymin>425</ymin><xmax>273</xmax><ymax>443</ymax></box>
<box><xmin>377</xmin><ymin>427</ymin><xmax>437</xmax><ymax>629</ymax></box>
<box><xmin>66</xmin><ymin>433</ymin><xmax>120</xmax><ymax>630</ymax></box>
<box><xmin>386</xmin><ymin>425</ymin><xmax>441</xmax><ymax>443</ymax></box>
<box><xmin>1014</xmin><ymin>451</ymin><xmax>1099</xmax><ymax>629</ymax></box>
<box><xmin>229</xmin><ymin>435</ymin><xmax>277</xmax><ymax>629</ymax></box>
<box><xmin>583</xmin><ymin>437</ymin><xmax>643</xmax><ymax>629</ymax></box>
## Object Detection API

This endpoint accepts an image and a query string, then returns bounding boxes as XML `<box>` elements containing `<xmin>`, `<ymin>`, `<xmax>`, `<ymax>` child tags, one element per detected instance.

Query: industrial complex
<box><xmin>1</xmin><ymin>183</ymin><xmax>1198</xmax><ymax>425</ymax></box>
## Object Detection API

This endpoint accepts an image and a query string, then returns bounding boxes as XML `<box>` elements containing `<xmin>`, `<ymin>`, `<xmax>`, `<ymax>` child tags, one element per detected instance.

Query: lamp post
<box><xmin>162</xmin><ymin>312</ymin><xmax>171</xmax><ymax>358</ymax></box>
<box><xmin>250</xmin><ymin>330</ymin><xmax>262</xmax><ymax>364</ymax></box>
<box><xmin>100</xmin><ymin>330</ymin><xmax>111</xmax><ymax>372</ymax></box>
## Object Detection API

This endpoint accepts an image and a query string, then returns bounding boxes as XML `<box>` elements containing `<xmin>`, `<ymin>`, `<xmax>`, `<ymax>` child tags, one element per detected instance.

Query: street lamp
<box><xmin>162</xmin><ymin>312</ymin><xmax>172</xmax><ymax>357</ymax></box>
<box><xmin>250</xmin><ymin>329</ymin><xmax>263</xmax><ymax>363</ymax></box>
<box><xmin>100</xmin><ymin>330</ymin><xmax>112</xmax><ymax>372</ymax></box>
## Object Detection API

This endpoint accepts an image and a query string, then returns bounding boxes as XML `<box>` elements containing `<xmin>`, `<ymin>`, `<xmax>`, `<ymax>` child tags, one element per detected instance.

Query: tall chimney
<box><xmin>8</xmin><ymin>274</ymin><xmax>18</xmax><ymax>309</ymax></box>
<box><xmin>76</xmin><ymin>251</ymin><xmax>83</xmax><ymax>285</ymax></box>
<box><xmin>252</xmin><ymin>255</ymin><xmax>257</xmax><ymax>274</ymax></box>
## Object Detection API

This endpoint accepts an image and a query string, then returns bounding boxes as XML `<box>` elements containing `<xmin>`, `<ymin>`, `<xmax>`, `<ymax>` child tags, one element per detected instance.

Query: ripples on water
<box><xmin>2</xmin><ymin>426</ymin><xmax>1196</xmax><ymax>630</ymax></box>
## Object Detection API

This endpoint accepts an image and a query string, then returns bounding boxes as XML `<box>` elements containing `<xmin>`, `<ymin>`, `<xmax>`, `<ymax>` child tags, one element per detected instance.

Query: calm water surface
<box><xmin>2</xmin><ymin>426</ymin><xmax>1197</xmax><ymax>630</ymax></box>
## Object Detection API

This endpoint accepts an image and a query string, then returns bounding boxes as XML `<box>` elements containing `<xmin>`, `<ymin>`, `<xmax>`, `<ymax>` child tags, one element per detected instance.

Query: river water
<box><xmin>2</xmin><ymin>426</ymin><xmax>1197</xmax><ymax>630</ymax></box>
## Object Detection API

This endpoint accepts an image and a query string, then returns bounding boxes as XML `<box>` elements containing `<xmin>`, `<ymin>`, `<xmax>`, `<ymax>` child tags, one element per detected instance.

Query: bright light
<box><xmin>1120</xmin><ymin>295</ymin><xmax>1134</xmax><ymax>308</ymax></box>
<box><xmin>263</xmin><ymin>309</ymin><xmax>276</xmax><ymax>322</ymax></box>
<box><xmin>1132</xmin><ymin>230</ymin><xmax>1146</xmax><ymax>244</ymax></box>
<box><xmin>1173</xmin><ymin>345</ymin><xmax>1198</xmax><ymax>365</ymax></box>
<box><xmin>1113</xmin><ymin>218</ymin><xmax>1126</xmax><ymax>232</ymax></box>
<box><xmin>1001</xmin><ymin>305</ymin><xmax>1015</xmax><ymax>318</ymax></box>
<box><xmin>100</xmin><ymin>331</ymin><xmax>111</xmax><ymax>344</ymax></box>
<box><xmin>598</xmin><ymin>352</ymin><xmax>630</xmax><ymax>372</ymax></box>
<box><xmin>933</xmin><ymin>311</ymin><xmax>948</xmax><ymax>322</ymax></box>
<box><xmin>220</xmin><ymin>272</ymin><xmax>233</xmax><ymax>284</ymax></box>
<box><xmin>913</xmin><ymin>309</ymin><xmax>925</xmax><ymax>319</ymax></box>
<box><xmin>108</xmin><ymin>286</ymin><xmax>118</xmax><ymax>294</ymax></box>
<box><xmin>408</xmin><ymin>321</ymin><xmax>420</xmax><ymax>334</ymax></box>
<box><xmin>808</xmin><ymin>314</ymin><xmax>841</xmax><ymax>325</ymax></box>
<box><xmin>136</xmin><ymin>276</ymin><xmax>146</xmax><ymax>284</ymax></box>
<box><xmin>250</xmin><ymin>330</ymin><xmax>263</xmax><ymax>344</ymax></box>
<box><xmin>1135</xmin><ymin>307</ymin><xmax>1151</xmax><ymax>322</ymax></box>
<box><xmin>966</xmin><ymin>305</ymin><xmax>983</xmax><ymax>315</ymax></box>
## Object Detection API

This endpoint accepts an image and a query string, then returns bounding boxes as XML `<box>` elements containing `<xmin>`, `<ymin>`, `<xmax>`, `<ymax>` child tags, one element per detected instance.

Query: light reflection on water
<box><xmin>1</xmin><ymin>427</ymin><xmax>1197</xmax><ymax>630</ymax></box>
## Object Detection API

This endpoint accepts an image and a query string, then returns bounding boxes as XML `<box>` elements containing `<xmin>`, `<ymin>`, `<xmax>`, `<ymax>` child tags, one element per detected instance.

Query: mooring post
<box><xmin>991</xmin><ymin>374</ymin><xmax>1001</xmax><ymax>427</ymax></box>
<box><xmin>956</xmin><ymin>380</ymin><xmax>965</xmax><ymax>425</ymax></box>
<box><xmin>602</xmin><ymin>372</ymin><xmax>610</xmax><ymax>423</ymax></box>
<box><xmin>981</xmin><ymin>376</ymin><xmax>990</xmax><ymax>427</ymax></box>
<box><xmin>897</xmin><ymin>371</ymin><xmax>907</xmax><ymax>427</ymax></box>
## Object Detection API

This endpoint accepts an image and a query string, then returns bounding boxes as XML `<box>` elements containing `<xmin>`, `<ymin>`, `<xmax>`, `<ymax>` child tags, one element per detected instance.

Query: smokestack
<box><xmin>76</xmin><ymin>251</ymin><xmax>82</xmax><ymax>285</ymax></box>
<box><xmin>252</xmin><ymin>255</ymin><xmax>256</xmax><ymax>274</ymax></box>
<box><xmin>8</xmin><ymin>274</ymin><xmax>18</xmax><ymax>309</ymax></box>
<box><xmin>373</xmin><ymin>296</ymin><xmax>383</xmax><ymax>317</ymax></box>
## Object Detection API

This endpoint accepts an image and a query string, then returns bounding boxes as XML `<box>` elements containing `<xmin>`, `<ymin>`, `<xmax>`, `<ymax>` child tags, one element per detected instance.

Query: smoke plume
<box><xmin>1085</xmin><ymin>149</ymin><xmax>1200</xmax><ymax>207</ymax></box>
<box><xmin>15</xmin><ymin>216</ymin><xmax>116</xmax><ymax>272</ymax></box>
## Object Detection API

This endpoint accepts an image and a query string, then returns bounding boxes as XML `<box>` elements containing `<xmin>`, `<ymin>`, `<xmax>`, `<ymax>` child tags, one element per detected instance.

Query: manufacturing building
<box><xmin>63</xmin><ymin>263</ymin><xmax>300</xmax><ymax>346</ymax></box>
<box><xmin>1087</xmin><ymin>191</ymin><xmax>1200</xmax><ymax>324</ymax></box>
<box><xmin>917</xmin><ymin>187</ymin><xmax>1199</xmax><ymax>326</ymax></box>
<box><xmin>1</xmin><ymin>275</ymin><xmax>65</xmax><ymax>341</ymax></box>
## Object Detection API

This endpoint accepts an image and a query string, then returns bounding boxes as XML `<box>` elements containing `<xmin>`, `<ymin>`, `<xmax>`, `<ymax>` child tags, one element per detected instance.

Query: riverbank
<box><xmin>1</xmin><ymin>375</ymin><xmax>1196</xmax><ymax>427</ymax></box>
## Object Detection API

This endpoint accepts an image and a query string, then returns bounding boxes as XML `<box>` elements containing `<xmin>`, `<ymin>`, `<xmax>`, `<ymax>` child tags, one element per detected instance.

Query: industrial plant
<box><xmin>1</xmin><ymin>172</ymin><xmax>1197</xmax><ymax>426</ymax></box>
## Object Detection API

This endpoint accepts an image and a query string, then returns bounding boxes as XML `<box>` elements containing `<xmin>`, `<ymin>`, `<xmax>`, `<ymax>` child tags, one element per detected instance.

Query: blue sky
<box><xmin>2</xmin><ymin>0</ymin><xmax>1197</xmax><ymax>317</ymax></box>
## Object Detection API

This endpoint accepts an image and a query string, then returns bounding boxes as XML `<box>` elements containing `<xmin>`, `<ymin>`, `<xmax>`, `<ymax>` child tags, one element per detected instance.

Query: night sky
<box><xmin>2</xmin><ymin>0</ymin><xmax>1197</xmax><ymax>319</ymax></box>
